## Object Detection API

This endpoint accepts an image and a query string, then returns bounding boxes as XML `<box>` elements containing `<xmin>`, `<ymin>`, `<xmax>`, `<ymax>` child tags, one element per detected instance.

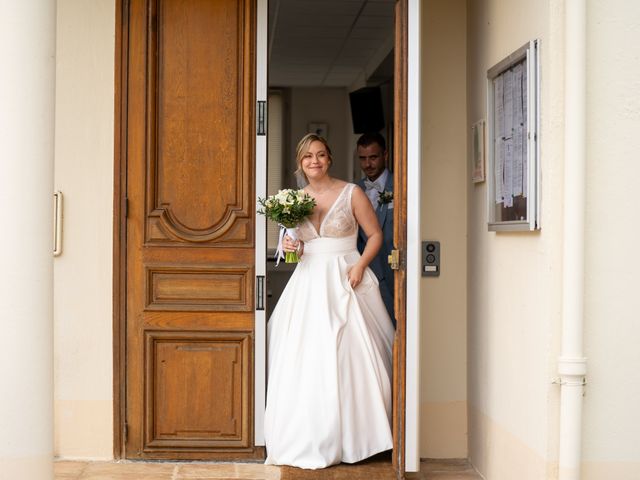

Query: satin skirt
<box><xmin>264</xmin><ymin>235</ymin><xmax>394</xmax><ymax>469</ymax></box>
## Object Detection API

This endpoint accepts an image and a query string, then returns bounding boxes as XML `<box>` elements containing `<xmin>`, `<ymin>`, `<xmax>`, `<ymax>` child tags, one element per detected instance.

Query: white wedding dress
<box><xmin>264</xmin><ymin>183</ymin><xmax>395</xmax><ymax>469</ymax></box>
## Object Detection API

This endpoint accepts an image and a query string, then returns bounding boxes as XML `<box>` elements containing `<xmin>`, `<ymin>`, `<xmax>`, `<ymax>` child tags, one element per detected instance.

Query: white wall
<box><xmin>54</xmin><ymin>0</ymin><xmax>115</xmax><ymax>459</ymax></box>
<box><xmin>466</xmin><ymin>0</ymin><xmax>565</xmax><ymax>478</ymax></box>
<box><xmin>419</xmin><ymin>0</ymin><xmax>468</xmax><ymax>459</ymax></box>
<box><xmin>582</xmin><ymin>1</ymin><xmax>640</xmax><ymax>478</ymax></box>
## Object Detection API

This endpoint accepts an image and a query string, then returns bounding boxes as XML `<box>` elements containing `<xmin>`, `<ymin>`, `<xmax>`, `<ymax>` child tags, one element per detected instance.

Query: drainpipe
<box><xmin>558</xmin><ymin>1</ymin><xmax>587</xmax><ymax>479</ymax></box>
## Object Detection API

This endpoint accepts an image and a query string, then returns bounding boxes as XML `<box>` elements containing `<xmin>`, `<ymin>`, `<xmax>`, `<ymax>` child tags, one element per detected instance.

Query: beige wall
<box><xmin>419</xmin><ymin>0</ymin><xmax>468</xmax><ymax>459</ymax></box>
<box><xmin>466</xmin><ymin>0</ymin><xmax>564</xmax><ymax>478</ymax></box>
<box><xmin>54</xmin><ymin>0</ymin><xmax>115</xmax><ymax>459</ymax></box>
<box><xmin>467</xmin><ymin>1</ymin><xmax>640</xmax><ymax>478</ymax></box>
<box><xmin>287</xmin><ymin>87</ymin><xmax>353</xmax><ymax>186</ymax></box>
<box><xmin>582</xmin><ymin>0</ymin><xmax>640</xmax><ymax>478</ymax></box>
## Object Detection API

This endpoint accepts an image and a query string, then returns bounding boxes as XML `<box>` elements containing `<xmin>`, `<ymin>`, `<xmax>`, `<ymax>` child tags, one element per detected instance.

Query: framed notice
<box><xmin>486</xmin><ymin>40</ymin><xmax>540</xmax><ymax>231</ymax></box>
<box><xmin>308</xmin><ymin>122</ymin><xmax>328</xmax><ymax>139</ymax></box>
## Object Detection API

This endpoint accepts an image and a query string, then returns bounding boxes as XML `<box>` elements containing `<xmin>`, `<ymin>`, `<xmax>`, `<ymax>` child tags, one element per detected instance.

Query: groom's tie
<box><xmin>364</xmin><ymin>178</ymin><xmax>382</xmax><ymax>192</ymax></box>
<box><xmin>364</xmin><ymin>179</ymin><xmax>383</xmax><ymax>208</ymax></box>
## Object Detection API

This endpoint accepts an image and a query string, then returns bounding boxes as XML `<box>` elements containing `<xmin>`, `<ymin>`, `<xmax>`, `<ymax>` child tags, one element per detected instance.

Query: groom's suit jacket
<box><xmin>357</xmin><ymin>173</ymin><xmax>395</xmax><ymax>324</ymax></box>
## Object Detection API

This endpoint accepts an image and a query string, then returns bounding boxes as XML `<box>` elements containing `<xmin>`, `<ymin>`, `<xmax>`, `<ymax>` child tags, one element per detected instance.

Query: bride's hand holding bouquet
<box><xmin>257</xmin><ymin>189</ymin><xmax>316</xmax><ymax>263</ymax></box>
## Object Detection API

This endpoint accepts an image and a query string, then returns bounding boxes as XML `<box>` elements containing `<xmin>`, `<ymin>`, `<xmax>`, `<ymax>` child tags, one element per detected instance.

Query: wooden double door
<box><xmin>116</xmin><ymin>0</ymin><xmax>408</xmax><ymax>471</ymax></box>
<box><xmin>118</xmin><ymin>0</ymin><xmax>259</xmax><ymax>460</ymax></box>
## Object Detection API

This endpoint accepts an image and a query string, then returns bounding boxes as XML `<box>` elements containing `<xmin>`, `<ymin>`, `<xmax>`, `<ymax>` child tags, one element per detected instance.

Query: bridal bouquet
<box><xmin>257</xmin><ymin>189</ymin><xmax>316</xmax><ymax>263</ymax></box>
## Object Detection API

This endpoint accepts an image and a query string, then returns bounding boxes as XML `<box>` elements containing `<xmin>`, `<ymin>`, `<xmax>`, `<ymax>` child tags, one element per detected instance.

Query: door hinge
<box><xmin>257</xmin><ymin>100</ymin><xmax>266</xmax><ymax>136</ymax></box>
<box><xmin>123</xmin><ymin>423</ymin><xmax>128</xmax><ymax>443</ymax></box>
<box><xmin>256</xmin><ymin>275</ymin><xmax>265</xmax><ymax>310</ymax></box>
<box><xmin>388</xmin><ymin>249</ymin><xmax>400</xmax><ymax>270</ymax></box>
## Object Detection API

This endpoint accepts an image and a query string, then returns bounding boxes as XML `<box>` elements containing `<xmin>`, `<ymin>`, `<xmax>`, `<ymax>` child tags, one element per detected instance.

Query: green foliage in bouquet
<box><xmin>257</xmin><ymin>189</ymin><xmax>316</xmax><ymax>228</ymax></box>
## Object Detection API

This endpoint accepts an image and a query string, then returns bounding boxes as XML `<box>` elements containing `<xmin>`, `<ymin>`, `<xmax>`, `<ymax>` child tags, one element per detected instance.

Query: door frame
<box><xmin>392</xmin><ymin>0</ymin><xmax>422</xmax><ymax>474</ymax></box>
<box><xmin>253</xmin><ymin>0</ymin><xmax>268</xmax><ymax>447</ymax></box>
<box><xmin>392</xmin><ymin>0</ymin><xmax>407</xmax><ymax>473</ymax></box>
<box><xmin>112</xmin><ymin>0</ymin><xmax>421</xmax><ymax>469</ymax></box>
<box><xmin>113</xmin><ymin>0</ymin><xmax>127</xmax><ymax>458</ymax></box>
<box><xmin>402</xmin><ymin>0</ymin><xmax>422</xmax><ymax>472</ymax></box>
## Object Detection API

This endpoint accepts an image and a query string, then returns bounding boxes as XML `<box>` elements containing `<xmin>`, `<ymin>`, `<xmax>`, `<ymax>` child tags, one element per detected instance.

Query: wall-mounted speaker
<box><xmin>422</xmin><ymin>241</ymin><xmax>440</xmax><ymax>277</ymax></box>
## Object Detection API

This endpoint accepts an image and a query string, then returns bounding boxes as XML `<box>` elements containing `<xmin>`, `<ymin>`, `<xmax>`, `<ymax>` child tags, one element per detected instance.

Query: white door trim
<box><xmin>405</xmin><ymin>0</ymin><xmax>422</xmax><ymax>472</ymax></box>
<box><xmin>254</xmin><ymin>0</ymin><xmax>268</xmax><ymax>447</ymax></box>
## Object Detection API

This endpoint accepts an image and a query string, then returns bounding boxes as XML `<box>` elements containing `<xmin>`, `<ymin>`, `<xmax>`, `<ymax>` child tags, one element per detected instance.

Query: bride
<box><xmin>264</xmin><ymin>133</ymin><xmax>395</xmax><ymax>469</ymax></box>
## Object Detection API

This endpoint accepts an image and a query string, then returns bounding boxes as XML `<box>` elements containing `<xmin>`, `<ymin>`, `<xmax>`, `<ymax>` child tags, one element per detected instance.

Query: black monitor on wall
<box><xmin>349</xmin><ymin>86</ymin><xmax>385</xmax><ymax>134</ymax></box>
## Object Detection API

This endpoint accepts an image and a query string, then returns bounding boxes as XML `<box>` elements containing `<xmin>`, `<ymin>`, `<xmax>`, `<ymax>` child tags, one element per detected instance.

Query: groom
<box><xmin>356</xmin><ymin>133</ymin><xmax>395</xmax><ymax>325</ymax></box>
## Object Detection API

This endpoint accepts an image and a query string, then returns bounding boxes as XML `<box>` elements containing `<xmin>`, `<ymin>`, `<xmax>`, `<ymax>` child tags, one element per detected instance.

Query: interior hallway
<box><xmin>54</xmin><ymin>458</ymin><xmax>481</xmax><ymax>479</ymax></box>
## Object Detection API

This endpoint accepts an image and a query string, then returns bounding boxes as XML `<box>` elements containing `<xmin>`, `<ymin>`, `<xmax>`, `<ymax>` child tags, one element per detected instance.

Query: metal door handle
<box><xmin>53</xmin><ymin>191</ymin><xmax>63</xmax><ymax>257</ymax></box>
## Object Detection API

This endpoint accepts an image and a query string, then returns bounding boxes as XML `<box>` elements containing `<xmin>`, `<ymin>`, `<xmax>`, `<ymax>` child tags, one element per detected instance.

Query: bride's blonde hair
<box><xmin>294</xmin><ymin>133</ymin><xmax>333</xmax><ymax>184</ymax></box>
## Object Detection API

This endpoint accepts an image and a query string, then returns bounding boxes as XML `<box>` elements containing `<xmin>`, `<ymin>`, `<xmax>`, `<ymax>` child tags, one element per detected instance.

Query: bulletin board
<box><xmin>486</xmin><ymin>40</ymin><xmax>540</xmax><ymax>231</ymax></box>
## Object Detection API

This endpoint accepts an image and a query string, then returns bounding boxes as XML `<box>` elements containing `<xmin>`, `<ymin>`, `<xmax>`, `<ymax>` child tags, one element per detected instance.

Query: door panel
<box><xmin>123</xmin><ymin>0</ymin><xmax>260</xmax><ymax>460</ymax></box>
<box><xmin>144</xmin><ymin>331</ymin><xmax>251</xmax><ymax>449</ymax></box>
<box><xmin>145</xmin><ymin>265</ymin><xmax>253</xmax><ymax>312</ymax></box>
<box><xmin>146</xmin><ymin>0</ymin><xmax>253</xmax><ymax>246</ymax></box>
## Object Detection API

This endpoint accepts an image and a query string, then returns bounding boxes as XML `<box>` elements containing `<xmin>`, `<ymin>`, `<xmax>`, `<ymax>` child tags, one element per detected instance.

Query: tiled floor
<box><xmin>54</xmin><ymin>458</ymin><xmax>482</xmax><ymax>480</ymax></box>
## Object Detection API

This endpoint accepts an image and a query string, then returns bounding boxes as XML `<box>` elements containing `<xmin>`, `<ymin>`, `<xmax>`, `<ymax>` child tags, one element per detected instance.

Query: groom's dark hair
<box><xmin>356</xmin><ymin>132</ymin><xmax>386</xmax><ymax>152</ymax></box>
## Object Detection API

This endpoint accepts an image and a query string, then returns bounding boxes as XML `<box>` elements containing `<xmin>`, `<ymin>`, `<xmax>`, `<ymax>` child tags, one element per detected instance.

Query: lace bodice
<box><xmin>297</xmin><ymin>183</ymin><xmax>358</xmax><ymax>242</ymax></box>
